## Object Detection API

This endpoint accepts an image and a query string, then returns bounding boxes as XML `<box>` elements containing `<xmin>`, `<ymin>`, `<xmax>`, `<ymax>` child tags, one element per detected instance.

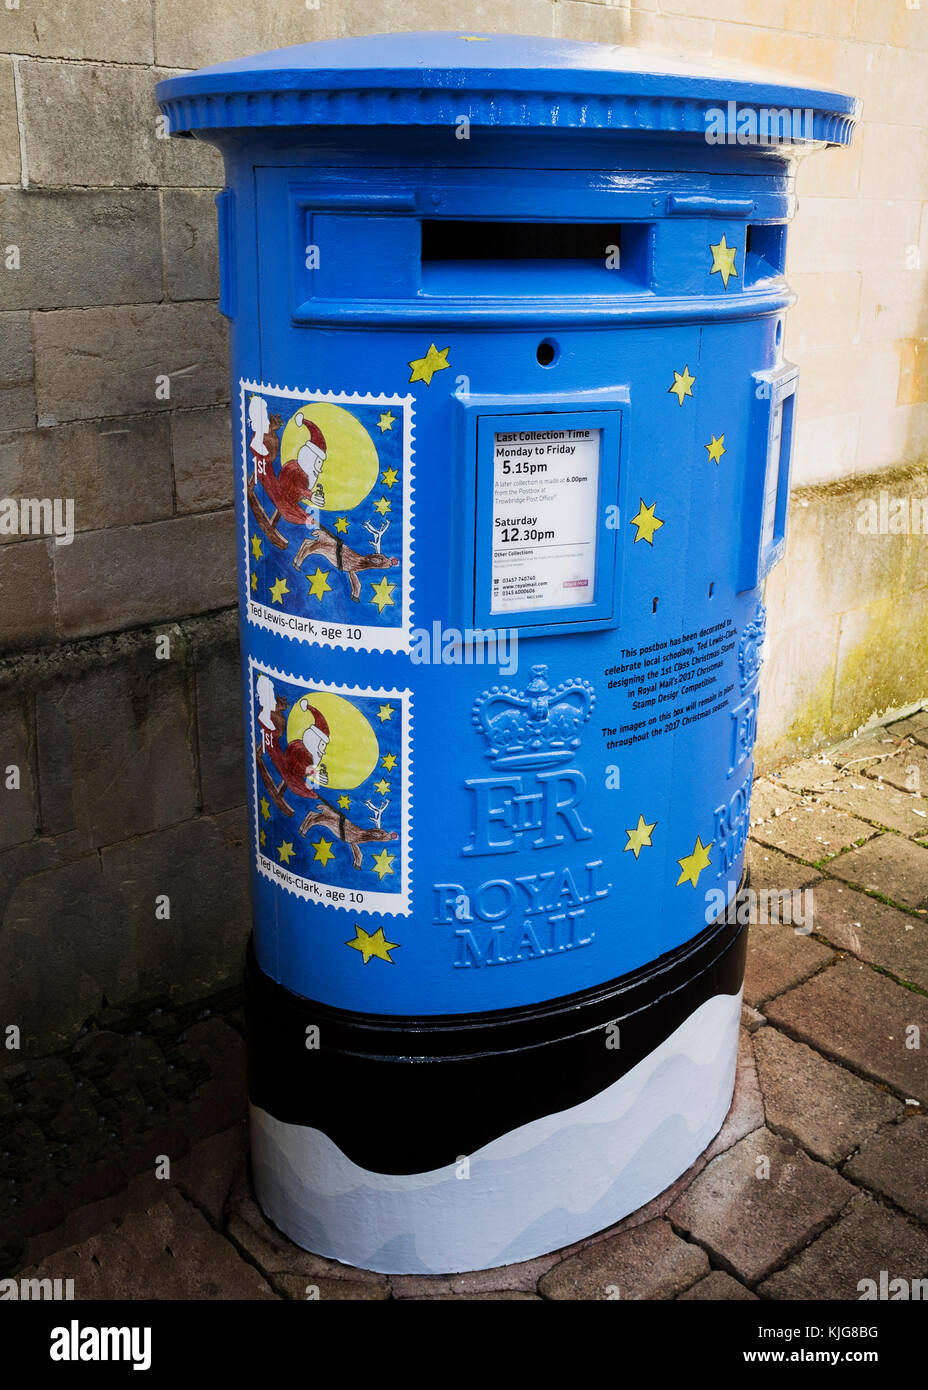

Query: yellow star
<box><xmin>705</xmin><ymin>433</ymin><xmax>726</xmax><ymax>465</ymax></box>
<box><xmin>408</xmin><ymin>342</ymin><xmax>450</xmax><ymax>386</ymax></box>
<box><xmin>676</xmin><ymin>836</ymin><xmax>713</xmax><ymax>889</ymax></box>
<box><xmin>312</xmin><ymin>837</ymin><xmax>335</xmax><ymax>867</ymax></box>
<box><xmin>345</xmin><ymin>924</ymin><xmax>399</xmax><ymax>964</ymax></box>
<box><xmin>277</xmin><ymin>840</ymin><xmax>296</xmax><ymax>865</ymax></box>
<box><xmin>624</xmin><ymin>814</ymin><xmax>657</xmax><ymax>859</ymax></box>
<box><xmin>378</xmin><ymin>411</ymin><xmax>396</xmax><ymax>432</ymax></box>
<box><xmin>381</xmin><ymin>752</ymin><xmax>398</xmax><ymax>772</ymax></box>
<box><xmin>260</xmin><ymin>797</ymin><xmax>271</xmax><ymax>822</ymax></box>
<box><xmin>371</xmin><ymin>849</ymin><xmax>396</xmax><ymax>880</ymax></box>
<box><xmin>307</xmin><ymin>566</ymin><xmax>332</xmax><ymax>600</ymax></box>
<box><xmin>668</xmin><ymin>365</ymin><xmax>695</xmax><ymax>406</ymax></box>
<box><xmin>374</xmin><ymin>778</ymin><xmax>390</xmax><ymax>796</ymax></box>
<box><xmin>250</xmin><ymin>534</ymin><xmax>263</xmax><ymax>561</ymax></box>
<box><xmin>259</xmin><ymin>829</ymin><xmax>266</xmax><ymax>847</ymax></box>
<box><xmin>250</xmin><ymin>571</ymin><xmax>258</xmax><ymax>592</ymax></box>
<box><xmin>370</xmin><ymin>577</ymin><xmax>396</xmax><ymax>612</ymax></box>
<box><xmin>709</xmin><ymin>235</ymin><xmax>738</xmax><ymax>289</ymax></box>
<box><xmin>629</xmin><ymin>499</ymin><xmax>664</xmax><ymax>545</ymax></box>
<box><xmin>381</xmin><ymin>467</ymin><xmax>399</xmax><ymax>489</ymax></box>
<box><xmin>337</xmin><ymin>794</ymin><xmax>351</xmax><ymax>810</ymax></box>
<box><xmin>269</xmin><ymin>576</ymin><xmax>290</xmax><ymax>604</ymax></box>
<box><xmin>377</xmin><ymin>703</ymin><xmax>395</xmax><ymax>722</ymax></box>
<box><xmin>373</xmin><ymin>496</ymin><xmax>391</xmax><ymax>516</ymax></box>
<box><xmin>334</xmin><ymin>517</ymin><xmax>349</xmax><ymax>533</ymax></box>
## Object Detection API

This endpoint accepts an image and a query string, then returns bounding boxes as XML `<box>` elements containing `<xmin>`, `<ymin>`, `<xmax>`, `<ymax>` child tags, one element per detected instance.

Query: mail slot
<box><xmin>157</xmin><ymin>32</ymin><xmax>858</xmax><ymax>1275</ymax></box>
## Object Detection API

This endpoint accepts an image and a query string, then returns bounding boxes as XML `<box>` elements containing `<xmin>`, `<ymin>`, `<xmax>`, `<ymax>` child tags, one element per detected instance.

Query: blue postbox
<box><xmin>157</xmin><ymin>34</ymin><xmax>857</xmax><ymax>1275</ymax></box>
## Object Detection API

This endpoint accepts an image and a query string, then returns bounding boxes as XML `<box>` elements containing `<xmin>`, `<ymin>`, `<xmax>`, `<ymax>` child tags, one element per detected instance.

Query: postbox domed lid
<box><xmin>156</xmin><ymin>31</ymin><xmax>858</xmax><ymax>146</ymax></box>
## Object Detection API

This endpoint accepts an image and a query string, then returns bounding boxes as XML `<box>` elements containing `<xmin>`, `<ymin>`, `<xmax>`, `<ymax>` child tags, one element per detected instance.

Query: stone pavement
<box><xmin>5</xmin><ymin>709</ymin><xmax>928</xmax><ymax>1300</ymax></box>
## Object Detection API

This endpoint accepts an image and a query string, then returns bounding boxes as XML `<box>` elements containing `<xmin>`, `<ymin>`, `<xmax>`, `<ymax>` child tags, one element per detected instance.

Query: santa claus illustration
<box><xmin>256</xmin><ymin>675</ymin><xmax>329</xmax><ymax>795</ymax></box>
<box><xmin>247</xmin><ymin>400</ymin><xmax>327</xmax><ymax>544</ymax></box>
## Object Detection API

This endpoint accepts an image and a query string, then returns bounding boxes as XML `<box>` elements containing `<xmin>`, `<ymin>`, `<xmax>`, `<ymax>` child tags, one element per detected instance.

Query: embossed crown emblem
<box><xmin>472</xmin><ymin>665</ymin><xmax>595</xmax><ymax>770</ymax></box>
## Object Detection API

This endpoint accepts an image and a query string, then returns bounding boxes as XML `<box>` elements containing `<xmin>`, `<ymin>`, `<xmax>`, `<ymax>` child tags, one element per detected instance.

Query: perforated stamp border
<box><xmin>247</xmin><ymin>655</ymin><xmax>412</xmax><ymax>917</ymax></box>
<box><xmin>239</xmin><ymin>379</ymin><xmax>415</xmax><ymax>654</ymax></box>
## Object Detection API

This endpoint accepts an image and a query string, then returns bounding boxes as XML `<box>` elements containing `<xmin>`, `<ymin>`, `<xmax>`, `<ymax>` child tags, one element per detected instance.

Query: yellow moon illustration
<box><xmin>279</xmin><ymin>403</ymin><xmax>379</xmax><ymax>512</ymax></box>
<box><xmin>286</xmin><ymin>691</ymin><xmax>379</xmax><ymax>789</ymax></box>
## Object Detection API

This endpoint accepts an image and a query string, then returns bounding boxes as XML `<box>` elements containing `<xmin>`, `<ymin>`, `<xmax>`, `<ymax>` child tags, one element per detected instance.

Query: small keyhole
<box><xmin>708</xmin><ymin>581</ymin><xmax>715</xmax><ymax>598</ymax></box>
<box><xmin>652</xmin><ymin>596</ymin><xmax>659</xmax><ymax>613</ymax></box>
<box><xmin>536</xmin><ymin>339</ymin><xmax>558</xmax><ymax>367</ymax></box>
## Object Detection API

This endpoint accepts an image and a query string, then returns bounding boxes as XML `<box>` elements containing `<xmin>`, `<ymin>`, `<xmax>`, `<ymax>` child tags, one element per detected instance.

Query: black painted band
<box><xmin>246</xmin><ymin>904</ymin><xmax>748</xmax><ymax>1174</ymax></box>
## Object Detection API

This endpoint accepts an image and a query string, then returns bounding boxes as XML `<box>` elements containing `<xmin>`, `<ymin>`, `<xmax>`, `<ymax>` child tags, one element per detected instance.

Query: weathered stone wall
<box><xmin>1</xmin><ymin>2</ymin><xmax>926</xmax><ymax>1047</ymax></box>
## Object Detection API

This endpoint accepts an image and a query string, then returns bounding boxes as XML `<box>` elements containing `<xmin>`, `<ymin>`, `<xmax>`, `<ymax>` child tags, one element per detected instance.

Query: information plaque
<box><xmin>490</xmin><ymin>427</ymin><xmax>601</xmax><ymax>615</ymax></box>
<box><xmin>472</xmin><ymin>406</ymin><xmax>623</xmax><ymax>636</ymax></box>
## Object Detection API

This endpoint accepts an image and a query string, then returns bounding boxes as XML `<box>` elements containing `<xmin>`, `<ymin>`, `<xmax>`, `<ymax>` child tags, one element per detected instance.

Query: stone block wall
<box><xmin>1</xmin><ymin>1</ymin><xmax>926</xmax><ymax>1047</ymax></box>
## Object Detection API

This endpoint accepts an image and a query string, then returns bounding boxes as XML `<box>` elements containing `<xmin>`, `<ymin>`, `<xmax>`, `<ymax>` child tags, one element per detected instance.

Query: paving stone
<box><xmin>273</xmin><ymin>1273</ymin><xmax>392</xmax><ymax>1300</ymax></box>
<box><xmin>172</xmin><ymin>406</ymin><xmax>234</xmax><ymax>513</ymax></box>
<box><xmin>19</xmin><ymin>60</ymin><xmax>221</xmax><ymax>189</ymax></box>
<box><xmin>746</xmin><ymin>841</ymin><xmax>821</xmax><ymax>892</ymax></box>
<box><xmin>742</xmin><ymin>920</ymin><xmax>834</xmax><ymax>1008</ymax></box>
<box><xmin>0</xmin><ymin>311</ymin><xmax>36</xmax><ymax>430</ymax></box>
<box><xmin>887</xmin><ymin>710</ymin><xmax>928</xmax><ymax>745</ymax></box>
<box><xmin>667</xmin><ymin>1128</ymin><xmax>855</xmax><ymax>1286</ymax></box>
<box><xmin>676</xmin><ymin>1270</ymin><xmax>758</xmax><ymax>1300</ymax></box>
<box><xmin>3</xmin><ymin>0</ymin><xmax>153</xmax><ymax>62</ymax></box>
<box><xmin>34</xmin><ymin>302</ymin><xmax>228</xmax><ymax>424</ymax></box>
<box><xmin>749</xmin><ymin>778</ymin><xmax>801</xmax><ymax>824</ymax></box>
<box><xmin>26</xmin><ymin>1170</ymin><xmax>170</xmax><ymax>1266</ymax></box>
<box><xmin>408</xmin><ymin>1290</ymin><xmax>542</xmax><ymax>1300</ymax></box>
<box><xmin>774</xmin><ymin>757</ymin><xmax>843</xmax><ymax>794</ymax></box>
<box><xmin>0</xmin><ymin>415</ymin><xmax>174</xmax><ymax>538</ymax></box>
<box><xmin>821</xmin><ymin>775</ymin><xmax>928</xmax><ymax>836</ymax></box>
<box><xmin>829</xmin><ymin>733</ymin><xmax>913</xmax><ymax>771</ymax></box>
<box><xmin>538</xmin><ymin>1219</ymin><xmax>709</xmax><ymax>1301</ymax></box>
<box><xmin>391</xmin><ymin>1252</ymin><xmax>558</xmax><ymax>1298</ymax></box>
<box><xmin>0</xmin><ymin>189</ymin><xmax>162</xmax><ymax>309</ymax></box>
<box><xmin>827</xmin><ymin>834</ymin><xmax>928</xmax><ymax>910</ymax></box>
<box><xmin>54</xmin><ymin>510</ymin><xmax>236</xmax><ymax>639</ymax></box>
<box><xmin>172</xmin><ymin>1123</ymin><xmax>249</xmax><ymax>1226</ymax></box>
<box><xmin>754</xmin><ymin>1027</ymin><xmax>903</xmax><ymax>1164</ymax></box>
<box><xmin>765</xmin><ymin>959</ymin><xmax>928</xmax><ymax>1106</ymax></box>
<box><xmin>809</xmin><ymin>878</ymin><xmax>928</xmax><ymax>990</ymax></box>
<box><xmin>758</xmin><ymin>1195</ymin><xmax>928</xmax><ymax>1301</ymax></box>
<box><xmin>224</xmin><ymin>1168</ymin><xmax>389</xmax><ymax>1290</ymax></box>
<box><xmin>20</xmin><ymin>1189</ymin><xmax>277</xmax><ymax>1299</ymax></box>
<box><xmin>749</xmin><ymin>802</ymin><xmax>876</xmax><ymax>864</ymax></box>
<box><xmin>844</xmin><ymin>1116</ymin><xmax>928</xmax><ymax>1222</ymax></box>
<box><xmin>705</xmin><ymin>1027</ymin><xmax>765</xmax><ymax>1159</ymax></box>
<box><xmin>863</xmin><ymin>743</ymin><xmax>928</xmax><ymax>799</ymax></box>
<box><xmin>175</xmin><ymin>1018</ymin><xmax>247</xmax><ymax>1137</ymax></box>
<box><xmin>162</xmin><ymin>189</ymin><xmax>221</xmax><ymax>302</ymax></box>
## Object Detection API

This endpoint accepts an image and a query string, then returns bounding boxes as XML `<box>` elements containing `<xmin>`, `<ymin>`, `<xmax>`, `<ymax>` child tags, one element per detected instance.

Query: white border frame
<box><xmin>247</xmin><ymin>656</ymin><xmax>412</xmax><ymax>916</ymax></box>
<box><xmin>240</xmin><ymin>379</ymin><xmax>415</xmax><ymax>653</ymax></box>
